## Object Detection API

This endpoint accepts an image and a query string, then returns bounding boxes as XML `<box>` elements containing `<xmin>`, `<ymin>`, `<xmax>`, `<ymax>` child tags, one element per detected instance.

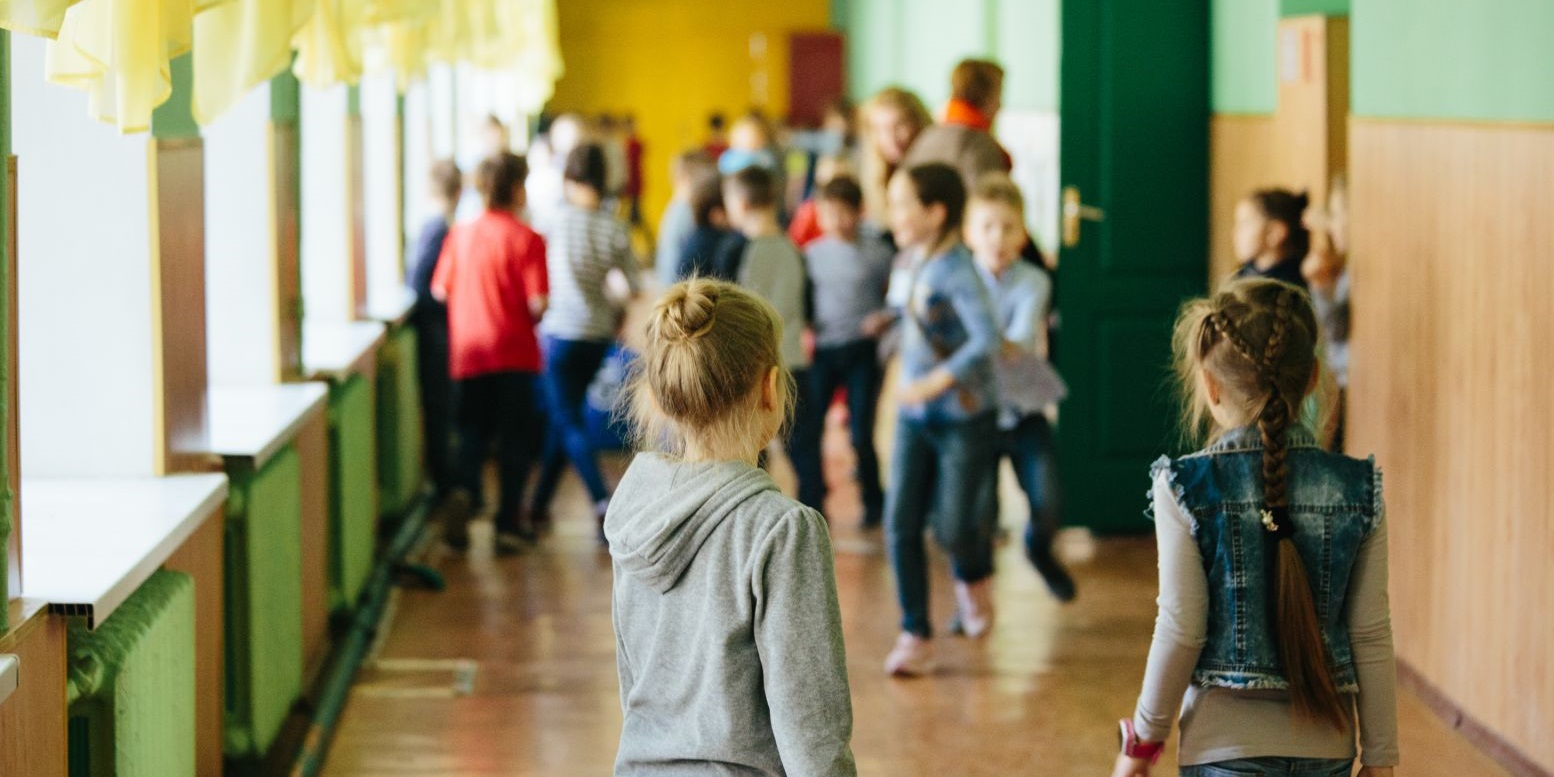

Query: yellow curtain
<box><xmin>290</xmin><ymin>0</ymin><xmax>369</xmax><ymax>88</ymax></box>
<box><xmin>8</xmin><ymin>0</ymin><xmax>564</xmax><ymax>130</ymax></box>
<box><xmin>191</xmin><ymin>0</ymin><xmax>310</xmax><ymax>125</ymax></box>
<box><xmin>43</xmin><ymin>0</ymin><xmax>198</xmax><ymax>133</ymax></box>
<box><xmin>0</xmin><ymin>0</ymin><xmax>85</xmax><ymax>37</ymax></box>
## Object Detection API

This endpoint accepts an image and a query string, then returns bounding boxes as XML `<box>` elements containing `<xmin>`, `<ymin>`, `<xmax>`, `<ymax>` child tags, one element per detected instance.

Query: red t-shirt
<box><xmin>431</xmin><ymin>210</ymin><xmax>549</xmax><ymax>379</ymax></box>
<box><xmin>787</xmin><ymin>200</ymin><xmax>824</xmax><ymax>248</ymax></box>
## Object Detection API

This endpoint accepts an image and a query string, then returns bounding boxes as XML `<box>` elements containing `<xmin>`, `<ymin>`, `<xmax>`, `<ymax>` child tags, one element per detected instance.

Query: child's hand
<box><xmin>861</xmin><ymin>310</ymin><xmax>895</xmax><ymax>338</ymax></box>
<box><xmin>1301</xmin><ymin>241</ymin><xmax>1345</xmax><ymax>292</ymax></box>
<box><xmin>896</xmin><ymin>370</ymin><xmax>954</xmax><ymax>406</ymax></box>
<box><xmin>1109</xmin><ymin>754</ymin><xmax>1151</xmax><ymax>777</ymax></box>
<box><xmin>1000</xmin><ymin>340</ymin><xmax>1023</xmax><ymax>361</ymax></box>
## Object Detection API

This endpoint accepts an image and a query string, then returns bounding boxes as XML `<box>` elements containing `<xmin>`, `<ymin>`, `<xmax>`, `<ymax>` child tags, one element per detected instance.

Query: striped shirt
<box><xmin>540</xmin><ymin>204</ymin><xmax>642</xmax><ymax>341</ymax></box>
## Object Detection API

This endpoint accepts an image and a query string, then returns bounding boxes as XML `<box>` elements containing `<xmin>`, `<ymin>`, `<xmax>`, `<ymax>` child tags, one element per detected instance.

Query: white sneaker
<box><xmin>954</xmin><ymin>579</ymin><xmax>995</xmax><ymax>639</ymax></box>
<box><xmin>884</xmin><ymin>632</ymin><xmax>936</xmax><ymax>677</ymax></box>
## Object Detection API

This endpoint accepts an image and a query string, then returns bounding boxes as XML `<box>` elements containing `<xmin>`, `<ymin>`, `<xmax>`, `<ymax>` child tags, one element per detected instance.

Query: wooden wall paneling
<box><xmin>151</xmin><ymin>138</ymin><xmax>210</xmax><ymax>474</ymax></box>
<box><xmin>295</xmin><ymin>411</ymin><xmax>331</xmax><ymax>684</ymax></box>
<box><xmin>1272</xmin><ymin>16</ymin><xmax>1348</xmax><ymax>198</ymax></box>
<box><xmin>271</xmin><ymin>123</ymin><xmax>304</xmax><ymax>383</ymax></box>
<box><xmin>0</xmin><ymin>604</ymin><xmax>68</xmax><ymax>777</ymax></box>
<box><xmin>161</xmin><ymin>510</ymin><xmax>225</xmax><ymax>777</ymax></box>
<box><xmin>347</xmin><ymin>115</ymin><xmax>368</xmax><ymax>321</ymax></box>
<box><xmin>1348</xmin><ymin>118</ymin><xmax>1554</xmax><ymax>774</ymax></box>
<box><xmin>1209</xmin><ymin>115</ymin><xmax>1278</xmax><ymax>283</ymax></box>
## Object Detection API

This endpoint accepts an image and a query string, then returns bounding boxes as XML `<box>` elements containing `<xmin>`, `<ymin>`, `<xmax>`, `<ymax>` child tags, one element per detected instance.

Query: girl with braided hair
<box><xmin>1111</xmin><ymin>278</ymin><xmax>1399</xmax><ymax>777</ymax></box>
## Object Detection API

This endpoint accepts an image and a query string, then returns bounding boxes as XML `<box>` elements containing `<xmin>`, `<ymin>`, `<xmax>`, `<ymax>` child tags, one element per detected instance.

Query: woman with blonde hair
<box><xmin>860</xmin><ymin>87</ymin><xmax>933</xmax><ymax>227</ymax></box>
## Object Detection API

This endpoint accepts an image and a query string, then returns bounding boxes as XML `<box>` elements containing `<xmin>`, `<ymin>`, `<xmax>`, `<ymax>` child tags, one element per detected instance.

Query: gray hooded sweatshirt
<box><xmin>606</xmin><ymin>453</ymin><xmax>856</xmax><ymax>777</ymax></box>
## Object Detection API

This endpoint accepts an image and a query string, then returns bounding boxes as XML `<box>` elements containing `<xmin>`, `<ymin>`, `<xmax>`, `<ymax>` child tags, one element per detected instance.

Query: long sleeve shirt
<box><xmin>1132</xmin><ymin>469</ymin><xmax>1401</xmax><ymax>767</ymax></box>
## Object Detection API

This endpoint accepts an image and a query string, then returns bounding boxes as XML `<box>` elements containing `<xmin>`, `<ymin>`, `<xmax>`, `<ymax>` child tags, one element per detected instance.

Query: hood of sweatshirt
<box><xmin>605</xmin><ymin>453</ymin><xmax>777</xmax><ymax>594</ymax></box>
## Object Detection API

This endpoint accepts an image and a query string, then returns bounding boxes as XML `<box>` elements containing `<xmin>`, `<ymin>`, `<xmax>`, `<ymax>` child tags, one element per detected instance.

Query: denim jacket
<box><xmin>1149</xmin><ymin>424</ymin><xmax>1382</xmax><ymax>692</ymax></box>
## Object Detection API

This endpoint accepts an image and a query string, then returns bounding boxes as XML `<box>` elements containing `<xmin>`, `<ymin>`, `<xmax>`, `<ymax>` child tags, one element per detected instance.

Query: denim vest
<box><xmin>1149</xmin><ymin>425</ymin><xmax>1382</xmax><ymax>693</ymax></box>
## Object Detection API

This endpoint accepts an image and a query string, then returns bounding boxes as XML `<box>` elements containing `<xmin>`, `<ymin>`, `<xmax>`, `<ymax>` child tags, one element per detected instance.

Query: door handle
<box><xmin>1062</xmin><ymin>185</ymin><xmax>1106</xmax><ymax>248</ymax></box>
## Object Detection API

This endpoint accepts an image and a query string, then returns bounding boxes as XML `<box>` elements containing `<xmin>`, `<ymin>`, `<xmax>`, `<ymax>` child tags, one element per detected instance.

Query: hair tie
<box><xmin>1260</xmin><ymin>506</ymin><xmax>1296</xmax><ymax>539</ymax></box>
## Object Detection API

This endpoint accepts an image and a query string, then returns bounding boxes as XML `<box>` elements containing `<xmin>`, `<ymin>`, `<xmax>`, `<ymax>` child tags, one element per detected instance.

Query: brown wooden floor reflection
<box><xmin>324</xmin><ymin>416</ymin><xmax>1512</xmax><ymax>777</ymax></box>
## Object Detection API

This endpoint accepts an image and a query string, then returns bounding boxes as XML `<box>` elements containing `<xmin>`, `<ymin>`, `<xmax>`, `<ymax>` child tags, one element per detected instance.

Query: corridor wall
<box><xmin>1345</xmin><ymin>1</ymin><xmax>1554</xmax><ymax>773</ymax></box>
<box><xmin>549</xmin><ymin>0</ymin><xmax>829</xmax><ymax>230</ymax></box>
<box><xmin>834</xmin><ymin>0</ymin><xmax>1060</xmax><ymax>250</ymax></box>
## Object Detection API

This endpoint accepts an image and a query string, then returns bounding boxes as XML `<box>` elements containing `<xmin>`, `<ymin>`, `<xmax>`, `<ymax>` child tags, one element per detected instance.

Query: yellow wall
<box><xmin>550</xmin><ymin>0</ymin><xmax>831</xmax><ymax>243</ymax></box>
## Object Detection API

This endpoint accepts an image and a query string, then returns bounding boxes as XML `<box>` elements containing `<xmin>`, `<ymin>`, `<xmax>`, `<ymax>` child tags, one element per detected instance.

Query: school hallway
<box><xmin>321</xmin><ymin>425</ymin><xmax>1508</xmax><ymax>777</ymax></box>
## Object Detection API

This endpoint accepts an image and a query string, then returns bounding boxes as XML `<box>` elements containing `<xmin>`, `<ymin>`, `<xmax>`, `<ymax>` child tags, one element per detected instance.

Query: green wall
<box><xmin>839</xmin><ymin>0</ymin><xmax>1058</xmax><ymax>113</ymax></box>
<box><xmin>1211</xmin><ymin>0</ymin><xmax>1277</xmax><ymax>114</ymax></box>
<box><xmin>1353</xmin><ymin>0</ymin><xmax>1554</xmax><ymax>123</ymax></box>
<box><xmin>1281</xmin><ymin>0</ymin><xmax>1348</xmax><ymax>16</ymax></box>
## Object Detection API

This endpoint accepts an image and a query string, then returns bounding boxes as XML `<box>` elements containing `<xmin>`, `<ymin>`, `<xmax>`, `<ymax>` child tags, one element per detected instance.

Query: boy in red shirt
<box><xmin>432</xmin><ymin>152</ymin><xmax>550</xmax><ymax>551</ymax></box>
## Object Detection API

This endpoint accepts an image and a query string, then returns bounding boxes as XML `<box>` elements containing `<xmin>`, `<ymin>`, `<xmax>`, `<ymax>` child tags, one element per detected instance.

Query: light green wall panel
<box><xmin>845</xmin><ymin>0</ymin><xmax>902</xmax><ymax>100</ymax></box>
<box><xmin>150</xmin><ymin>54</ymin><xmax>199</xmax><ymax>139</ymax></box>
<box><xmin>996</xmin><ymin>0</ymin><xmax>1060</xmax><ymax>111</ymax></box>
<box><xmin>1282</xmin><ymin>0</ymin><xmax>1348</xmax><ymax>16</ymax></box>
<box><xmin>843</xmin><ymin>0</ymin><xmax>1058</xmax><ymax>112</ymax></box>
<box><xmin>900</xmin><ymin>0</ymin><xmax>990</xmax><ymax>111</ymax></box>
<box><xmin>1353</xmin><ymin>0</ymin><xmax>1554</xmax><ymax>123</ymax></box>
<box><xmin>1211</xmin><ymin>0</ymin><xmax>1277</xmax><ymax>114</ymax></box>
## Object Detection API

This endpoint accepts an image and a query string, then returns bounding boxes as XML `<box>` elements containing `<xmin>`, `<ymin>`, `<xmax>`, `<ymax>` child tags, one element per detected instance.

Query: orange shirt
<box><xmin>431</xmin><ymin>210</ymin><xmax>549</xmax><ymax>379</ymax></box>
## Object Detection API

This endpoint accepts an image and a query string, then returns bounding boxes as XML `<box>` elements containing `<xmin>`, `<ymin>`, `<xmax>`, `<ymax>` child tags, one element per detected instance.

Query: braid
<box><xmin>1258</xmin><ymin>289</ymin><xmax>1297</xmax><ymax>508</ymax></box>
<box><xmin>1245</xmin><ymin>285</ymin><xmax>1346</xmax><ymax>731</ymax></box>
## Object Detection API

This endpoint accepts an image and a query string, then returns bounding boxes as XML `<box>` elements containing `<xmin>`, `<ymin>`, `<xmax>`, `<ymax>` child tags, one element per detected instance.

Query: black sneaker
<box><xmin>1025</xmin><ymin>523</ymin><xmax>1077</xmax><ymax>603</ymax></box>
<box><xmin>441</xmin><ymin>491</ymin><xmax>474</xmax><ymax>552</ymax></box>
<box><xmin>493</xmin><ymin>527</ymin><xmax>534</xmax><ymax>555</ymax></box>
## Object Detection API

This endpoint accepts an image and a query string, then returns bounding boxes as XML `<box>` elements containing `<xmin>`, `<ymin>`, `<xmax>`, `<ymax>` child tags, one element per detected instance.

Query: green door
<box><xmin>1055</xmin><ymin>0</ymin><xmax>1209</xmax><ymax>533</ymax></box>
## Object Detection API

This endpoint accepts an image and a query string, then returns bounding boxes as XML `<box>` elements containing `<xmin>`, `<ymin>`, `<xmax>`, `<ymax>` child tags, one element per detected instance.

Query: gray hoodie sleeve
<box><xmin>751</xmin><ymin>510</ymin><xmax>857</xmax><ymax>777</ymax></box>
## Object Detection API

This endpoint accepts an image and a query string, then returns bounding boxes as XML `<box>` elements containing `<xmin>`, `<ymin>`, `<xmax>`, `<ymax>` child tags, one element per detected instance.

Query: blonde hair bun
<box><xmin>656</xmin><ymin>280</ymin><xmax>719</xmax><ymax>343</ymax></box>
<box><xmin>626</xmin><ymin>278</ymin><xmax>794</xmax><ymax>461</ymax></box>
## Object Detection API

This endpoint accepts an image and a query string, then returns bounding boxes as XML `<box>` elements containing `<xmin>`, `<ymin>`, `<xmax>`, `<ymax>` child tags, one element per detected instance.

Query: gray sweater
<box><xmin>605</xmin><ymin>453</ymin><xmax>856</xmax><ymax>777</ymax></box>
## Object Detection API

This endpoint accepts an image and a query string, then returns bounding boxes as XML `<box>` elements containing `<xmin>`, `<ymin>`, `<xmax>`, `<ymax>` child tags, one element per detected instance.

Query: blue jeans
<box><xmin>530</xmin><ymin>337</ymin><xmax>612</xmax><ymax>513</ymax></box>
<box><xmin>1179</xmin><ymin>758</ymin><xmax>1353</xmax><ymax>776</ymax></box>
<box><xmin>997</xmin><ymin>413</ymin><xmax>1060</xmax><ymax>545</ymax></box>
<box><xmin>886</xmin><ymin>411</ymin><xmax>998</xmax><ymax>637</ymax></box>
<box><xmin>798</xmin><ymin>341</ymin><xmax>884</xmax><ymax>519</ymax></box>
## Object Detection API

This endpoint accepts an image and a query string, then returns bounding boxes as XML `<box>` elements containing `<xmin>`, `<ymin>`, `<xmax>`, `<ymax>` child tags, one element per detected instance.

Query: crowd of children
<box><xmin>408</xmin><ymin>56</ymin><xmax>1393</xmax><ymax>777</ymax></box>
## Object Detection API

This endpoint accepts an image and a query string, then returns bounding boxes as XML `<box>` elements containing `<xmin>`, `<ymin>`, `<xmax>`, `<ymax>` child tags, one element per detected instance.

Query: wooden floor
<box><xmin>324</xmin><ymin>416</ymin><xmax>1513</xmax><ymax>777</ymax></box>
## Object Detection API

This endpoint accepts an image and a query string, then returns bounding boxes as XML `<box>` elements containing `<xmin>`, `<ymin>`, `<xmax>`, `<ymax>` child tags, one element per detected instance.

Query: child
<box><xmin>881</xmin><ymin>162</ymin><xmax>1000</xmax><ymax>676</ymax></box>
<box><xmin>431</xmin><ymin>152</ymin><xmax>549</xmax><ymax>552</ymax></box>
<box><xmin>408</xmin><ymin>159</ymin><xmax>462</xmax><ymax>503</ymax></box>
<box><xmin>717</xmin><ymin>113</ymin><xmax>780</xmax><ymax>176</ymax></box>
<box><xmin>676</xmin><ymin>175</ymin><xmax>738</xmax><ymax>281</ymax></box>
<box><xmin>1111</xmin><ymin>278</ymin><xmax>1397</xmax><ymax>777</ymax></box>
<box><xmin>802</xmin><ymin>175</ymin><xmax>892</xmax><ymax>526</ymax></box>
<box><xmin>1302</xmin><ymin>174</ymin><xmax>1351</xmax><ymax>450</ymax></box>
<box><xmin>964</xmin><ymin>175</ymin><xmax>1076</xmax><ymax>602</ymax></box>
<box><xmin>1233</xmin><ymin>188</ymin><xmax>1311</xmax><ymax>290</ymax></box>
<box><xmin>718</xmin><ymin>166</ymin><xmax>821</xmax><ymax>511</ymax></box>
<box><xmin>657</xmin><ymin>149</ymin><xmax>716</xmax><ymax>287</ymax></box>
<box><xmin>528</xmin><ymin>143</ymin><xmax>642</xmax><ymax>542</ymax></box>
<box><xmin>606</xmin><ymin>278</ymin><xmax>856</xmax><ymax>777</ymax></box>
<box><xmin>788</xmin><ymin>153</ymin><xmax>855</xmax><ymax>248</ymax></box>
